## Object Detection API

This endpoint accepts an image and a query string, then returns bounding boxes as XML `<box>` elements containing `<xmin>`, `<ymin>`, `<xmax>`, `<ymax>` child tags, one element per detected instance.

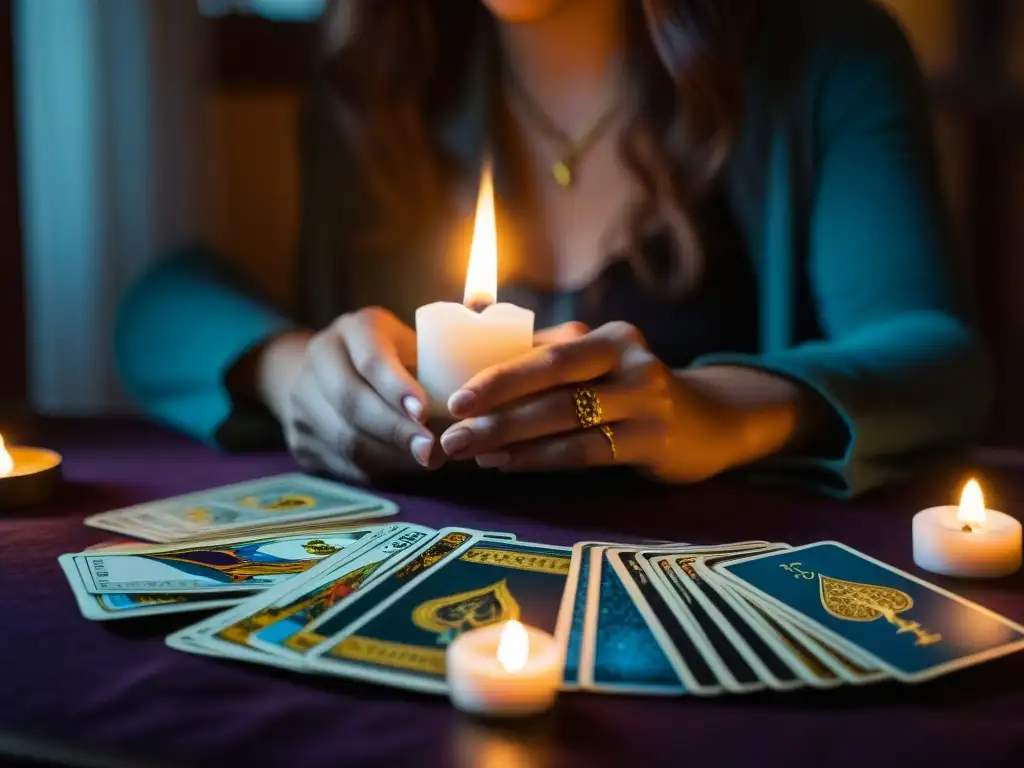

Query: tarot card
<box><xmin>715</xmin><ymin>541</ymin><xmax>1024</xmax><ymax>683</ymax></box>
<box><xmin>668</xmin><ymin>550</ymin><xmax>805</xmax><ymax>691</ymax></box>
<box><xmin>637</xmin><ymin>543</ymin><xmax>772</xmax><ymax>694</ymax></box>
<box><xmin>84</xmin><ymin>473</ymin><xmax>397</xmax><ymax>542</ymax></box>
<box><xmin>65</xmin><ymin>528</ymin><xmax>376</xmax><ymax>594</ymax></box>
<box><xmin>556</xmin><ymin>541</ymin><xmax>632</xmax><ymax>690</ymax></box>
<box><xmin>60</xmin><ymin>556</ymin><xmax>254</xmax><ymax>621</ymax></box>
<box><xmin>238</xmin><ymin>525</ymin><xmax>437</xmax><ymax>660</ymax></box>
<box><xmin>278</xmin><ymin>528</ymin><xmax>484</xmax><ymax>658</ymax></box>
<box><xmin>166</xmin><ymin>624</ymin><xmax>303</xmax><ymax>670</ymax></box>
<box><xmin>606</xmin><ymin>549</ymin><xmax>724</xmax><ymax>695</ymax></box>
<box><xmin>579</xmin><ymin>546</ymin><xmax>686</xmax><ymax>695</ymax></box>
<box><xmin>305</xmin><ymin>539</ymin><xmax>571</xmax><ymax>693</ymax></box>
<box><xmin>64</xmin><ymin>552</ymin><xmax>253</xmax><ymax>618</ymax></box>
<box><xmin>165</xmin><ymin>524</ymin><xmax>432</xmax><ymax>666</ymax></box>
<box><xmin>692</xmin><ymin>554</ymin><xmax>834</xmax><ymax>689</ymax></box>
<box><xmin>745</xmin><ymin>599</ymin><xmax>888</xmax><ymax>685</ymax></box>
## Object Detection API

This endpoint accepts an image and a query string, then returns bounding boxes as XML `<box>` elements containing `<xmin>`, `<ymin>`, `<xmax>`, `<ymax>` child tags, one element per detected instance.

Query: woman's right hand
<box><xmin>261</xmin><ymin>307</ymin><xmax>441</xmax><ymax>482</ymax></box>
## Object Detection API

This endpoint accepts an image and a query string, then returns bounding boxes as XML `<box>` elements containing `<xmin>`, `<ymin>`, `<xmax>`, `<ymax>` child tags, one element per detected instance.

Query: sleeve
<box><xmin>115</xmin><ymin>79</ymin><xmax>352</xmax><ymax>451</ymax></box>
<box><xmin>695</xmin><ymin>6</ymin><xmax>994</xmax><ymax>498</ymax></box>
<box><xmin>114</xmin><ymin>248</ymin><xmax>296</xmax><ymax>450</ymax></box>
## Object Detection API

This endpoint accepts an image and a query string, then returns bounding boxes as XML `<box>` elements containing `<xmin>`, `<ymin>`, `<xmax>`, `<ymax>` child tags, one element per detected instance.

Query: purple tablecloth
<box><xmin>2</xmin><ymin>419</ymin><xmax>1023</xmax><ymax>767</ymax></box>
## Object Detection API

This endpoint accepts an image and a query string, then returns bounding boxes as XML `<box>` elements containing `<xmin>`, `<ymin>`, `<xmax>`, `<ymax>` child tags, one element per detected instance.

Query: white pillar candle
<box><xmin>446</xmin><ymin>620</ymin><xmax>561</xmax><ymax>718</ymax></box>
<box><xmin>913</xmin><ymin>479</ymin><xmax>1022</xmax><ymax>578</ymax></box>
<box><xmin>416</xmin><ymin>162</ymin><xmax>534</xmax><ymax>417</ymax></box>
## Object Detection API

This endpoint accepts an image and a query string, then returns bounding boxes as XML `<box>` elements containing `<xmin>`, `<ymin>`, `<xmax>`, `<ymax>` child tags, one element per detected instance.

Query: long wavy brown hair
<box><xmin>321</xmin><ymin>0</ymin><xmax>757</xmax><ymax>293</ymax></box>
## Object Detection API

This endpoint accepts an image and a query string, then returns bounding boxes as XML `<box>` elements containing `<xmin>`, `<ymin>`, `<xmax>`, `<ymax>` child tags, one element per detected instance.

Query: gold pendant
<box><xmin>552</xmin><ymin>158</ymin><xmax>573</xmax><ymax>189</ymax></box>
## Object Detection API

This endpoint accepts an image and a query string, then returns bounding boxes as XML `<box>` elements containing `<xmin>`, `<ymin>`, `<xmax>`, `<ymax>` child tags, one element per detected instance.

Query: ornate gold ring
<box><xmin>573</xmin><ymin>385</ymin><xmax>603</xmax><ymax>428</ymax></box>
<box><xmin>598</xmin><ymin>424</ymin><xmax>617</xmax><ymax>461</ymax></box>
<box><xmin>573</xmin><ymin>385</ymin><xmax>616</xmax><ymax>461</ymax></box>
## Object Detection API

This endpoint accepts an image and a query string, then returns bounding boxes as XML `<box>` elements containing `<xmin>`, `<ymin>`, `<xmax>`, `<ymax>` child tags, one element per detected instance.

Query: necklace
<box><xmin>505</xmin><ymin>73</ymin><xmax>625</xmax><ymax>190</ymax></box>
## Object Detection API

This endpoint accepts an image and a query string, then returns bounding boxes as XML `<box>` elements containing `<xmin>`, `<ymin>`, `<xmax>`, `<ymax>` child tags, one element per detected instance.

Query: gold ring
<box><xmin>598</xmin><ymin>424</ymin><xmax>617</xmax><ymax>461</ymax></box>
<box><xmin>573</xmin><ymin>386</ymin><xmax>603</xmax><ymax>428</ymax></box>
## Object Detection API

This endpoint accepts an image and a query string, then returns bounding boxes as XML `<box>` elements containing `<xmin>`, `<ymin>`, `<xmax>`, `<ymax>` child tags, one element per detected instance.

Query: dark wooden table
<box><xmin>2</xmin><ymin>419</ymin><xmax>1023</xmax><ymax>767</ymax></box>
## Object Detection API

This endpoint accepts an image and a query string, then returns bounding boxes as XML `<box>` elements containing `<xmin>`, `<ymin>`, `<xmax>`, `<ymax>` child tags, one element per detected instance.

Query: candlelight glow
<box><xmin>0</xmin><ymin>434</ymin><xmax>13</xmax><ymax>477</ymax></box>
<box><xmin>957</xmin><ymin>479</ymin><xmax>987</xmax><ymax>529</ymax></box>
<box><xmin>496</xmin><ymin>620</ymin><xmax>529</xmax><ymax>674</ymax></box>
<box><xmin>463</xmin><ymin>162</ymin><xmax>498</xmax><ymax>308</ymax></box>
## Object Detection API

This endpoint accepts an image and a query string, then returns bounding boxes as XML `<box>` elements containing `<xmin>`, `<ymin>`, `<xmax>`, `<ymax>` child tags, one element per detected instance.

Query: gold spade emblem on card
<box><xmin>818</xmin><ymin>574</ymin><xmax>942</xmax><ymax>646</ymax></box>
<box><xmin>302</xmin><ymin>539</ymin><xmax>342</xmax><ymax>557</ymax></box>
<box><xmin>239</xmin><ymin>494</ymin><xmax>317</xmax><ymax>512</ymax></box>
<box><xmin>412</xmin><ymin>579</ymin><xmax>520</xmax><ymax>645</ymax></box>
<box><xmin>819</xmin><ymin>574</ymin><xmax>913</xmax><ymax>622</ymax></box>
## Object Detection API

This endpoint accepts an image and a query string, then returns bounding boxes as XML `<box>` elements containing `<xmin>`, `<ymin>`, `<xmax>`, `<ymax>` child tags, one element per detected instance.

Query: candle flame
<box><xmin>957</xmin><ymin>478</ymin><xmax>986</xmax><ymax>529</ymax></box>
<box><xmin>0</xmin><ymin>434</ymin><xmax>13</xmax><ymax>478</ymax></box>
<box><xmin>496</xmin><ymin>620</ymin><xmax>529</xmax><ymax>674</ymax></box>
<box><xmin>463</xmin><ymin>161</ymin><xmax>497</xmax><ymax>309</ymax></box>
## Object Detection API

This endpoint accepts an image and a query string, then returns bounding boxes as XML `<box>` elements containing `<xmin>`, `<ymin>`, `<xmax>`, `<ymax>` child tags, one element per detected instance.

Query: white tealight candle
<box><xmin>446</xmin><ymin>620</ymin><xmax>561</xmax><ymax>718</ymax></box>
<box><xmin>913</xmin><ymin>479</ymin><xmax>1022</xmax><ymax>578</ymax></box>
<box><xmin>0</xmin><ymin>432</ymin><xmax>63</xmax><ymax>508</ymax></box>
<box><xmin>416</xmin><ymin>163</ymin><xmax>534</xmax><ymax>417</ymax></box>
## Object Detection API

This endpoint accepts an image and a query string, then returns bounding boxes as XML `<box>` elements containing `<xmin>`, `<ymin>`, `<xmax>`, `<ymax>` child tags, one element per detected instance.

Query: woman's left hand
<box><xmin>438</xmin><ymin>322</ymin><xmax>745</xmax><ymax>482</ymax></box>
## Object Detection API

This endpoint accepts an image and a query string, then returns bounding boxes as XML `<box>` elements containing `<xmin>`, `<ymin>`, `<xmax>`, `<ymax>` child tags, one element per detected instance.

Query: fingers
<box><xmin>439</xmin><ymin>383</ymin><xmax>669</xmax><ymax>459</ymax></box>
<box><xmin>291</xmin><ymin>430</ymin><xmax>421</xmax><ymax>482</ymax></box>
<box><xmin>298</xmin><ymin>342</ymin><xmax>440</xmax><ymax>469</ymax></box>
<box><xmin>335</xmin><ymin>307</ymin><xmax>427</xmax><ymax>423</ymax></box>
<box><xmin>347</xmin><ymin>387</ymin><xmax>441</xmax><ymax>469</ymax></box>
<box><xmin>450</xmin><ymin>321</ymin><xmax>647</xmax><ymax>419</ymax></box>
<box><xmin>533</xmin><ymin>321</ymin><xmax>589</xmax><ymax>347</ymax></box>
<box><xmin>472</xmin><ymin>420</ymin><xmax>666</xmax><ymax>472</ymax></box>
<box><xmin>450</xmin><ymin>336</ymin><xmax>619</xmax><ymax>418</ymax></box>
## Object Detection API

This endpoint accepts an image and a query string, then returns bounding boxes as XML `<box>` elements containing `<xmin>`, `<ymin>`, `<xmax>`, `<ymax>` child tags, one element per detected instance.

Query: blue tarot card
<box><xmin>717</xmin><ymin>541</ymin><xmax>1024</xmax><ymax>682</ymax></box>
<box><xmin>276</xmin><ymin>528</ymin><xmax>479</xmax><ymax>655</ymax></box>
<box><xmin>611</xmin><ymin>550</ymin><xmax>722</xmax><ymax>693</ymax></box>
<box><xmin>307</xmin><ymin>540</ymin><xmax>571</xmax><ymax>693</ymax></box>
<box><xmin>586</xmin><ymin>549</ymin><xmax>685</xmax><ymax>694</ymax></box>
<box><xmin>560</xmin><ymin>542</ymin><xmax>598</xmax><ymax>688</ymax></box>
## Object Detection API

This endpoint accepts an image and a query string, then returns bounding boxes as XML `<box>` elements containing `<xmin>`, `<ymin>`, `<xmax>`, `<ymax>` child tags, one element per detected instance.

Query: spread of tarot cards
<box><xmin>60</xmin><ymin>475</ymin><xmax>1024</xmax><ymax>696</ymax></box>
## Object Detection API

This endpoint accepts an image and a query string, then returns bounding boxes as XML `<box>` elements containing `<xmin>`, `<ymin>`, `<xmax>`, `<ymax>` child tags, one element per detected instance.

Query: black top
<box><xmin>503</xmin><ymin>214</ymin><xmax>759</xmax><ymax>369</ymax></box>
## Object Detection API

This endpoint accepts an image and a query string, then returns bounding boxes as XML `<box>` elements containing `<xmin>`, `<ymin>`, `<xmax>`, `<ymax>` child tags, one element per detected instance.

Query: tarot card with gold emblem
<box><xmin>206</xmin><ymin>523</ymin><xmax>436</xmax><ymax>663</ymax></box>
<box><xmin>713</xmin><ymin>541</ymin><xmax>1024</xmax><ymax>683</ymax></box>
<box><xmin>305</xmin><ymin>539</ymin><xmax>572</xmax><ymax>693</ymax></box>
<box><xmin>163</xmin><ymin>523</ymin><xmax>433</xmax><ymax>666</ymax></box>
<box><xmin>84</xmin><ymin>473</ymin><xmax>397</xmax><ymax>543</ymax></box>
<box><xmin>61</xmin><ymin>528</ymin><xmax>378</xmax><ymax>595</ymax></box>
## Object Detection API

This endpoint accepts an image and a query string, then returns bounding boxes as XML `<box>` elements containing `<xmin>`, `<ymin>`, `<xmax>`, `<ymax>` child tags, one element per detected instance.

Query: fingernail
<box><xmin>448</xmin><ymin>390</ymin><xmax>476</xmax><ymax>417</ymax></box>
<box><xmin>440</xmin><ymin>427</ymin><xmax>472</xmax><ymax>456</ymax></box>
<box><xmin>403</xmin><ymin>396</ymin><xmax>425</xmax><ymax>422</ymax></box>
<box><xmin>476</xmin><ymin>452</ymin><xmax>510</xmax><ymax>469</ymax></box>
<box><xmin>410</xmin><ymin>435</ymin><xmax>433</xmax><ymax>467</ymax></box>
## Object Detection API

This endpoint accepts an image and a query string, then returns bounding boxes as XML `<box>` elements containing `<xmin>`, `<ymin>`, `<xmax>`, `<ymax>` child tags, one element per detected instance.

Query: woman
<box><xmin>117</xmin><ymin>0</ymin><xmax>992</xmax><ymax>498</ymax></box>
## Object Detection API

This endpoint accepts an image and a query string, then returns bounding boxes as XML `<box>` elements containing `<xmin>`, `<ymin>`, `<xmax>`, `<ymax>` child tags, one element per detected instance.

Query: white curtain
<box><xmin>14</xmin><ymin>0</ymin><xmax>212</xmax><ymax>414</ymax></box>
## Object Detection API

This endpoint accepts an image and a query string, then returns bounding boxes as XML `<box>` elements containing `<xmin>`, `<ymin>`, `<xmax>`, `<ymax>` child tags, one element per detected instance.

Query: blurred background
<box><xmin>0</xmin><ymin>0</ymin><xmax>1022</xmax><ymax>444</ymax></box>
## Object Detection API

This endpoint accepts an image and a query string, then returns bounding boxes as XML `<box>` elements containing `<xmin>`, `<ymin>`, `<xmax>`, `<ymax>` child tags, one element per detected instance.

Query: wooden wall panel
<box><xmin>878</xmin><ymin>0</ymin><xmax>958</xmax><ymax>76</ymax></box>
<box><xmin>1011</xmin><ymin>0</ymin><xmax>1024</xmax><ymax>85</ymax></box>
<box><xmin>205</xmin><ymin>87</ymin><xmax>303</xmax><ymax>311</ymax></box>
<box><xmin>932</xmin><ymin>110</ymin><xmax>969</xmax><ymax>245</ymax></box>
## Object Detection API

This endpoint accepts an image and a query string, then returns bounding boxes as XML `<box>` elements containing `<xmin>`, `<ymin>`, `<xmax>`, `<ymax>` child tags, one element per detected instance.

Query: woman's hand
<box><xmin>262</xmin><ymin>307</ymin><xmax>442</xmax><ymax>482</ymax></box>
<box><xmin>437</xmin><ymin>321</ymin><xmax>771</xmax><ymax>482</ymax></box>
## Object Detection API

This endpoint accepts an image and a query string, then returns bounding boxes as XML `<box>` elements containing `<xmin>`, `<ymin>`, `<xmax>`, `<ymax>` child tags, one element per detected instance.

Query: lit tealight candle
<box><xmin>0</xmin><ymin>432</ymin><xmax>63</xmax><ymax>509</ymax></box>
<box><xmin>446</xmin><ymin>620</ymin><xmax>561</xmax><ymax>718</ymax></box>
<box><xmin>416</xmin><ymin>163</ymin><xmax>534</xmax><ymax>418</ymax></box>
<box><xmin>912</xmin><ymin>478</ymin><xmax>1022</xmax><ymax>578</ymax></box>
